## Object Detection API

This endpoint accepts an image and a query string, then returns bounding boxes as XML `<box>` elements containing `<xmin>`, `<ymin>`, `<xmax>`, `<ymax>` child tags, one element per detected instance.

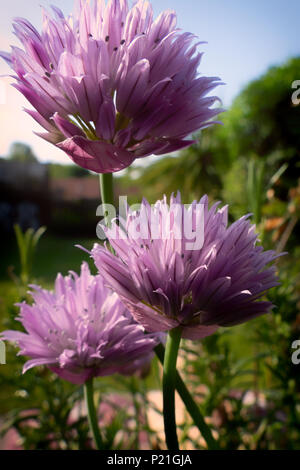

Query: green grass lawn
<box><xmin>1</xmin><ymin>233</ymin><xmax>98</xmax><ymax>284</ymax></box>
<box><xmin>0</xmin><ymin>233</ymin><xmax>98</xmax><ymax>332</ymax></box>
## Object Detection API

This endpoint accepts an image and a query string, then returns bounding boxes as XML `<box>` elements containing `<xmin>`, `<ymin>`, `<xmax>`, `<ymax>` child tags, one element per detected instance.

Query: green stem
<box><xmin>155</xmin><ymin>343</ymin><xmax>219</xmax><ymax>450</ymax></box>
<box><xmin>99</xmin><ymin>173</ymin><xmax>114</xmax><ymax>227</ymax></box>
<box><xmin>163</xmin><ymin>326</ymin><xmax>182</xmax><ymax>450</ymax></box>
<box><xmin>99</xmin><ymin>173</ymin><xmax>114</xmax><ymax>204</ymax></box>
<box><xmin>84</xmin><ymin>379</ymin><xmax>103</xmax><ymax>450</ymax></box>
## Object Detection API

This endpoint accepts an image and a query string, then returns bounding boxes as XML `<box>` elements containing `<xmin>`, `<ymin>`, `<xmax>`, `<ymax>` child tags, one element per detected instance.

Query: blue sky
<box><xmin>0</xmin><ymin>0</ymin><xmax>299</xmax><ymax>163</ymax></box>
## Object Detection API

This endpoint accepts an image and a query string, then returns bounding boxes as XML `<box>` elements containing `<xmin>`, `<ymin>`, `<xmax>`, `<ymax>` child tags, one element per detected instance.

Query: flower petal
<box><xmin>57</xmin><ymin>136</ymin><xmax>135</xmax><ymax>173</ymax></box>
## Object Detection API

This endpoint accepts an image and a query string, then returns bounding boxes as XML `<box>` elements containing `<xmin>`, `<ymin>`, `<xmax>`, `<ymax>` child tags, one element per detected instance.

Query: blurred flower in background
<box><xmin>0</xmin><ymin>0</ymin><xmax>222</xmax><ymax>173</ymax></box>
<box><xmin>1</xmin><ymin>263</ymin><xmax>160</xmax><ymax>384</ymax></box>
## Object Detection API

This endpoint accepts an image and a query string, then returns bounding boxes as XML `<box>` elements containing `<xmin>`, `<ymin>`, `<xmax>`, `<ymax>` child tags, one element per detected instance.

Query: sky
<box><xmin>0</xmin><ymin>0</ymin><xmax>299</xmax><ymax>164</ymax></box>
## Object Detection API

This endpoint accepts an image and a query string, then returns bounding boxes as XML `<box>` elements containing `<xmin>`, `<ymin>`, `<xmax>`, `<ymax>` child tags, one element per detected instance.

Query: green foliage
<box><xmin>8</xmin><ymin>143</ymin><xmax>38</xmax><ymax>163</ymax></box>
<box><xmin>179</xmin><ymin>250</ymin><xmax>300</xmax><ymax>450</ymax></box>
<box><xmin>119</xmin><ymin>125</ymin><xmax>229</xmax><ymax>204</ymax></box>
<box><xmin>221</xmin><ymin>157</ymin><xmax>248</xmax><ymax>219</ymax></box>
<box><xmin>247</xmin><ymin>159</ymin><xmax>265</xmax><ymax>225</ymax></box>
<box><xmin>223</xmin><ymin>57</ymin><xmax>300</xmax><ymax>195</ymax></box>
<box><xmin>14</xmin><ymin>225</ymin><xmax>46</xmax><ymax>286</ymax></box>
<box><xmin>224</xmin><ymin>58</ymin><xmax>300</xmax><ymax>159</ymax></box>
<box><xmin>0</xmin><ymin>368</ymin><xmax>90</xmax><ymax>450</ymax></box>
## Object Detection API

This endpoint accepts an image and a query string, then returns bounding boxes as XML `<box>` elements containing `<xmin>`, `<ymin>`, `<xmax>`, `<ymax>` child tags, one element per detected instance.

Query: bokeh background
<box><xmin>0</xmin><ymin>0</ymin><xmax>299</xmax><ymax>450</ymax></box>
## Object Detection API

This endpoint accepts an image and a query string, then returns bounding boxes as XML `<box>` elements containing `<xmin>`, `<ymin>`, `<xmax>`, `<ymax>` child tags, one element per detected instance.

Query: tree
<box><xmin>222</xmin><ymin>57</ymin><xmax>300</xmax><ymax>192</ymax></box>
<box><xmin>8</xmin><ymin>142</ymin><xmax>38</xmax><ymax>163</ymax></box>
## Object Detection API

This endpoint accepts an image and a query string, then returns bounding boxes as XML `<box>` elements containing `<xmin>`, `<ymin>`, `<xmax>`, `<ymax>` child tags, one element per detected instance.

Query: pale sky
<box><xmin>0</xmin><ymin>0</ymin><xmax>299</xmax><ymax>164</ymax></box>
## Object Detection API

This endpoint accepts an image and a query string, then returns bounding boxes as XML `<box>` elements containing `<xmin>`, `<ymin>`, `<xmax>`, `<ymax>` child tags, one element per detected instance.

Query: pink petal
<box><xmin>57</xmin><ymin>136</ymin><xmax>135</xmax><ymax>173</ymax></box>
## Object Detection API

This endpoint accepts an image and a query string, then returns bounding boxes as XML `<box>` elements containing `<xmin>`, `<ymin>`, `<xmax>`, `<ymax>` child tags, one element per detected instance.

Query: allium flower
<box><xmin>91</xmin><ymin>194</ymin><xmax>283</xmax><ymax>340</ymax></box>
<box><xmin>1</xmin><ymin>0</ymin><xmax>222</xmax><ymax>173</ymax></box>
<box><xmin>0</xmin><ymin>263</ymin><xmax>159</xmax><ymax>384</ymax></box>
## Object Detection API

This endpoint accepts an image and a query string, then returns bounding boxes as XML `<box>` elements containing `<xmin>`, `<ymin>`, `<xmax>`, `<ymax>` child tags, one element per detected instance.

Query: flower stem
<box><xmin>99</xmin><ymin>173</ymin><xmax>114</xmax><ymax>229</ymax></box>
<box><xmin>99</xmin><ymin>172</ymin><xmax>114</xmax><ymax>210</ymax></box>
<box><xmin>155</xmin><ymin>342</ymin><xmax>219</xmax><ymax>450</ymax></box>
<box><xmin>84</xmin><ymin>378</ymin><xmax>104</xmax><ymax>450</ymax></box>
<box><xmin>163</xmin><ymin>326</ymin><xmax>182</xmax><ymax>450</ymax></box>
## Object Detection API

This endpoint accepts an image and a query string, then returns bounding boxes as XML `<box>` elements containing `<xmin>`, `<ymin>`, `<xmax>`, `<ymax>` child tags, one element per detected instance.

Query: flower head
<box><xmin>91</xmin><ymin>193</ymin><xmax>283</xmax><ymax>340</ymax></box>
<box><xmin>1</xmin><ymin>0</ymin><xmax>222</xmax><ymax>173</ymax></box>
<box><xmin>1</xmin><ymin>263</ymin><xmax>159</xmax><ymax>384</ymax></box>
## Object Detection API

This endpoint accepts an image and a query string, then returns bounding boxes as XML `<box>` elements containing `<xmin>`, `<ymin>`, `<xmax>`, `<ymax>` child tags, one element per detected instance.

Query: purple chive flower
<box><xmin>0</xmin><ymin>0</ymin><xmax>222</xmax><ymax>173</ymax></box>
<box><xmin>1</xmin><ymin>263</ymin><xmax>160</xmax><ymax>385</ymax></box>
<box><xmin>91</xmin><ymin>193</ymin><xmax>283</xmax><ymax>340</ymax></box>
